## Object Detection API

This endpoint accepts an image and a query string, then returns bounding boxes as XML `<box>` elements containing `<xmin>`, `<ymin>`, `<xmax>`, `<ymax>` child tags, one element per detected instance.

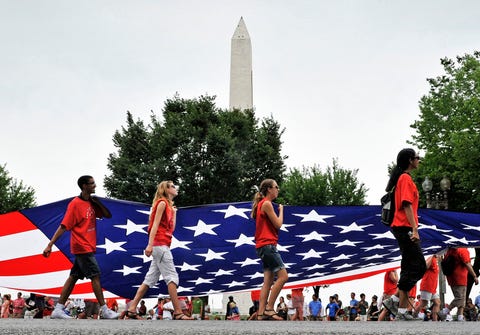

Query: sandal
<box><xmin>173</xmin><ymin>313</ymin><xmax>193</xmax><ymax>320</ymax></box>
<box><xmin>125</xmin><ymin>311</ymin><xmax>142</xmax><ymax>320</ymax></box>
<box><xmin>264</xmin><ymin>309</ymin><xmax>283</xmax><ymax>321</ymax></box>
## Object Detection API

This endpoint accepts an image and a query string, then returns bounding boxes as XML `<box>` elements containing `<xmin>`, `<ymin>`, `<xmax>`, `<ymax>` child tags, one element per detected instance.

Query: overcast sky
<box><xmin>1</xmin><ymin>0</ymin><xmax>479</xmax><ymax>206</ymax></box>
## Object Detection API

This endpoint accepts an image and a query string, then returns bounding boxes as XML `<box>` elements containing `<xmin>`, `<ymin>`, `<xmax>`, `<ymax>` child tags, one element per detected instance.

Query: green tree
<box><xmin>279</xmin><ymin>159</ymin><xmax>368</xmax><ymax>206</ymax></box>
<box><xmin>410</xmin><ymin>51</ymin><xmax>480</xmax><ymax>212</ymax></box>
<box><xmin>105</xmin><ymin>95</ymin><xmax>286</xmax><ymax>205</ymax></box>
<box><xmin>0</xmin><ymin>164</ymin><xmax>36</xmax><ymax>214</ymax></box>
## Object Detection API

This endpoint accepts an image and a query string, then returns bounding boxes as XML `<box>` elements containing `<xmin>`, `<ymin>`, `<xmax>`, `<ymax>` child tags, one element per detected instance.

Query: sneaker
<box><xmin>51</xmin><ymin>308</ymin><xmax>73</xmax><ymax>319</ymax></box>
<box><xmin>382</xmin><ymin>297</ymin><xmax>398</xmax><ymax>316</ymax></box>
<box><xmin>437</xmin><ymin>310</ymin><xmax>447</xmax><ymax>321</ymax></box>
<box><xmin>396</xmin><ymin>311</ymin><xmax>415</xmax><ymax>321</ymax></box>
<box><xmin>100</xmin><ymin>307</ymin><xmax>119</xmax><ymax>319</ymax></box>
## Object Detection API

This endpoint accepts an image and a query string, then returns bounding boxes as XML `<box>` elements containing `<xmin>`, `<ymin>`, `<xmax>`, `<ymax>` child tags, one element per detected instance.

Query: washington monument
<box><xmin>229</xmin><ymin>17</ymin><xmax>253</xmax><ymax>110</ymax></box>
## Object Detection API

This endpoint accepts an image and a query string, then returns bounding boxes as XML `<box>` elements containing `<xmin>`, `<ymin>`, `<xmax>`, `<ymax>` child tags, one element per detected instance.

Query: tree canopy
<box><xmin>279</xmin><ymin>159</ymin><xmax>368</xmax><ymax>206</ymax></box>
<box><xmin>104</xmin><ymin>95</ymin><xmax>287</xmax><ymax>205</ymax></box>
<box><xmin>0</xmin><ymin>164</ymin><xmax>36</xmax><ymax>214</ymax></box>
<box><xmin>410</xmin><ymin>51</ymin><xmax>480</xmax><ymax>212</ymax></box>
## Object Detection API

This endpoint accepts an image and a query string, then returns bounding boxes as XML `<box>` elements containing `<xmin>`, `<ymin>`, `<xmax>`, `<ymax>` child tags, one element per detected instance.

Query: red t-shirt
<box><xmin>383</xmin><ymin>270</ymin><xmax>397</xmax><ymax>295</ymax></box>
<box><xmin>148</xmin><ymin>199</ymin><xmax>174</xmax><ymax>247</ymax></box>
<box><xmin>61</xmin><ymin>197</ymin><xmax>100</xmax><ymax>254</ymax></box>
<box><xmin>391</xmin><ymin>173</ymin><xmax>419</xmax><ymax>228</ymax></box>
<box><xmin>255</xmin><ymin>198</ymin><xmax>279</xmax><ymax>249</ymax></box>
<box><xmin>420</xmin><ymin>257</ymin><xmax>439</xmax><ymax>293</ymax></box>
<box><xmin>446</xmin><ymin>248</ymin><xmax>471</xmax><ymax>286</ymax></box>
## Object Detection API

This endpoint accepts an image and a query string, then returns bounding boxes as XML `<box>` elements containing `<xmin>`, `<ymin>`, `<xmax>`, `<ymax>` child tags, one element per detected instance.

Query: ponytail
<box><xmin>251</xmin><ymin>179</ymin><xmax>276</xmax><ymax>219</ymax></box>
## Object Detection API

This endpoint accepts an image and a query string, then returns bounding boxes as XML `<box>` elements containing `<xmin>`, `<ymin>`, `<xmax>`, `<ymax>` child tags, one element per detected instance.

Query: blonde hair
<box><xmin>151</xmin><ymin>180</ymin><xmax>174</xmax><ymax>209</ymax></box>
<box><xmin>251</xmin><ymin>179</ymin><xmax>276</xmax><ymax>219</ymax></box>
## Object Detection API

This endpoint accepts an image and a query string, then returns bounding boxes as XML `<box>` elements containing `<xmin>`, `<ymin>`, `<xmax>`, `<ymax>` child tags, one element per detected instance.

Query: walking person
<box><xmin>382</xmin><ymin>149</ymin><xmax>427</xmax><ymax>320</ymax></box>
<box><xmin>442</xmin><ymin>247</ymin><xmax>478</xmax><ymax>321</ymax></box>
<box><xmin>125</xmin><ymin>181</ymin><xmax>193</xmax><ymax>320</ymax></box>
<box><xmin>251</xmin><ymin>179</ymin><xmax>288</xmax><ymax>321</ymax></box>
<box><xmin>414</xmin><ymin>255</ymin><xmax>441</xmax><ymax>321</ymax></box>
<box><xmin>42</xmin><ymin>175</ymin><xmax>119</xmax><ymax>319</ymax></box>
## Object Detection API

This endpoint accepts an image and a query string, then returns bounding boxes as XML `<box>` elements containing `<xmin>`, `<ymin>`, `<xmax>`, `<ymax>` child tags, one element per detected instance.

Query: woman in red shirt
<box><xmin>126</xmin><ymin>181</ymin><xmax>193</xmax><ymax>320</ymax></box>
<box><xmin>385</xmin><ymin>148</ymin><xmax>426</xmax><ymax>320</ymax></box>
<box><xmin>251</xmin><ymin>179</ymin><xmax>288</xmax><ymax>320</ymax></box>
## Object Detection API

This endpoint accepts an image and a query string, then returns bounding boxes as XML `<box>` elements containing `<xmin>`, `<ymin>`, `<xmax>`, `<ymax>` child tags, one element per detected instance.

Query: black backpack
<box><xmin>441</xmin><ymin>253</ymin><xmax>456</xmax><ymax>276</ymax></box>
<box><xmin>380</xmin><ymin>186</ymin><xmax>396</xmax><ymax>226</ymax></box>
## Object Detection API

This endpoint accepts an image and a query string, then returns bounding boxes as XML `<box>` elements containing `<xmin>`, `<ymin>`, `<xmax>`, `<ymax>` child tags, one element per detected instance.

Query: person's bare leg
<box><xmin>57</xmin><ymin>276</ymin><xmax>77</xmax><ymax>305</ymax></box>
<box><xmin>127</xmin><ymin>283</ymin><xmax>150</xmax><ymax>313</ymax></box>
<box><xmin>266</xmin><ymin>269</ymin><xmax>288</xmax><ymax>311</ymax></box>
<box><xmin>169</xmin><ymin>282</ymin><xmax>193</xmax><ymax>319</ymax></box>
<box><xmin>258</xmin><ymin>271</ymin><xmax>274</xmax><ymax>317</ymax></box>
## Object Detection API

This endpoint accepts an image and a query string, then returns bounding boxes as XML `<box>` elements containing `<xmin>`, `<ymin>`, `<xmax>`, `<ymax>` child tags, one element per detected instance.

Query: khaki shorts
<box><xmin>449</xmin><ymin>285</ymin><xmax>466</xmax><ymax>310</ymax></box>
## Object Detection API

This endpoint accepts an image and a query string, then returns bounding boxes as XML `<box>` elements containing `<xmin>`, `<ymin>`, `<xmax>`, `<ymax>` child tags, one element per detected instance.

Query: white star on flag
<box><xmin>280</xmin><ymin>223</ymin><xmax>295</xmax><ymax>232</ymax></box>
<box><xmin>213</xmin><ymin>205</ymin><xmax>251</xmax><ymax>219</ymax></box>
<box><xmin>208</xmin><ymin>269</ymin><xmax>235</xmax><ymax>277</ymax></box>
<box><xmin>234</xmin><ymin>258</ymin><xmax>260</xmax><ymax>267</ymax></box>
<box><xmin>333</xmin><ymin>263</ymin><xmax>358</xmax><ymax>270</ymax></box>
<box><xmin>170</xmin><ymin>236</ymin><xmax>192</xmax><ymax>250</ymax></box>
<box><xmin>226</xmin><ymin>233</ymin><xmax>255</xmax><ymax>247</ymax></box>
<box><xmin>330</xmin><ymin>240</ymin><xmax>363</xmax><ymax>248</ymax></box>
<box><xmin>97</xmin><ymin>238</ymin><xmax>127</xmax><ymax>254</ymax></box>
<box><xmin>114</xmin><ymin>265</ymin><xmax>142</xmax><ymax>276</ymax></box>
<box><xmin>461</xmin><ymin>223</ymin><xmax>480</xmax><ymax>232</ymax></box>
<box><xmin>442</xmin><ymin>234</ymin><xmax>476</xmax><ymax>245</ymax></box>
<box><xmin>361</xmin><ymin>244</ymin><xmax>389</xmax><ymax>251</ymax></box>
<box><xmin>276</xmin><ymin>244</ymin><xmax>294</xmax><ymax>252</ymax></box>
<box><xmin>178</xmin><ymin>286</ymin><xmax>194</xmax><ymax>293</ymax></box>
<box><xmin>307</xmin><ymin>272</ymin><xmax>327</xmax><ymax>278</ymax></box>
<box><xmin>302</xmin><ymin>264</ymin><xmax>326</xmax><ymax>270</ymax></box>
<box><xmin>188</xmin><ymin>277</ymin><xmax>214</xmax><ymax>285</ymax></box>
<box><xmin>184</xmin><ymin>220</ymin><xmax>220</xmax><ymax>237</ymax></box>
<box><xmin>176</xmin><ymin>262</ymin><xmax>201</xmax><ymax>272</ymax></box>
<box><xmin>223</xmin><ymin>280</ymin><xmax>247</xmax><ymax>288</ymax></box>
<box><xmin>328</xmin><ymin>253</ymin><xmax>353</xmax><ymax>262</ymax></box>
<box><xmin>196</xmin><ymin>249</ymin><xmax>228</xmax><ymax>261</ymax></box>
<box><xmin>292</xmin><ymin>210</ymin><xmax>335</xmax><ymax>223</ymax></box>
<box><xmin>362</xmin><ymin>253</ymin><xmax>388</xmax><ymax>261</ymax></box>
<box><xmin>132</xmin><ymin>253</ymin><xmax>152</xmax><ymax>263</ymax></box>
<box><xmin>114</xmin><ymin>219</ymin><xmax>148</xmax><ymax>236</ymax></box>
<box><xmin>370</xmin><ymin>231</ymin><xmax>395</xmax><ymax>240</ymax></box>
<box><xmin>244</xmin><ymin>272</ymin><xmax>264</xmax><ymax>280</ymax></box>
<box><xmin>296</xmin><ymin>249</ymin><xmax>328</xmax><ymax>260</ymax></box>
<box><xmin>296</xmin><ymin>231</ymin><xmax>331</xmax><ymax>242</ymax></box>
<box><xmin>333</xmin><ymin>222</ymin><xmax>373</xmax><ymax>233</ymax></box>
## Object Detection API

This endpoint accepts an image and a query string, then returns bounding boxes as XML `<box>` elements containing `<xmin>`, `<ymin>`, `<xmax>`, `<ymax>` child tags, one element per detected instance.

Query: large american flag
<box><xmin>1</xmin><ymin>198</ymin><xmax>480</xmax><ymax>299</ymax></box>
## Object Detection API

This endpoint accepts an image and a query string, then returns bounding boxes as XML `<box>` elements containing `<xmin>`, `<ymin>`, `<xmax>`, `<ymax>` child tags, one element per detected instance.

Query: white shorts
<box><xmin>143</xmin><ymin>246</ymin><xmax>179</xmax><ymax>287</ymax></box>
<box><xmin>420</xmin><ymin>290</ymin><xmax>440</xmax><ymax>301</ymax></box>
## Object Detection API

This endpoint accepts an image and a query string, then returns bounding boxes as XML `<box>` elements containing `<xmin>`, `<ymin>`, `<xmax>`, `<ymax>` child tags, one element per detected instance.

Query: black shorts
<box><xmin>70</xmin><ymin>253</ymin><xmax>101</xmax><ymax>280</ymax></box>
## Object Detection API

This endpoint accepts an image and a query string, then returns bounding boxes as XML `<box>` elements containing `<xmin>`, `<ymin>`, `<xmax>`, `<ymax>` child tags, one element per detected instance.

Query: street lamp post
<box><xmin>422</xmin><ymin>176</ymin><xmax>451</xmax><ymax>209</ymax></box>
<box><xmin>421</xmin><ymin>176</ymin><xmax>451</xmax><ymax>308</ymax></box>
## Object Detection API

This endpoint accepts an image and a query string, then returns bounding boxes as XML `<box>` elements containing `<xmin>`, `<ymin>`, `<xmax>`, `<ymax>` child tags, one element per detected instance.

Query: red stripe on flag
<box><xmin>0</xmin><ymin>251</ymin><xmax>72</xmax><ymax>276</ymax></box>
<box><xmin>0</xmin><ymin>212</ymin><xmax>37</xmax><ymax>236</ymax></box>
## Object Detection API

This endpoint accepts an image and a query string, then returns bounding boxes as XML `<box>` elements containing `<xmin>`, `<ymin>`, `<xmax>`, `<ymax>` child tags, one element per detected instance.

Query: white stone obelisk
<box><xmin>229</xmin><ymin>17</ymin><xmax>253</xmax><ymax>110</ymax></box>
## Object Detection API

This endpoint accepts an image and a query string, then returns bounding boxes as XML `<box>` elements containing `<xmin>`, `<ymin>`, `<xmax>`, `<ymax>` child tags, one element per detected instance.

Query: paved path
<box><xmin>0</xmin><ymin>319</ymin><xmax>479</xmax><ymax>335</ymax></box>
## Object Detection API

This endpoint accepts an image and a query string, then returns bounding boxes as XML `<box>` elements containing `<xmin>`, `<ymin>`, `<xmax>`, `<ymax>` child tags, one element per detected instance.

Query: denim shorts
<box><xmin>256</xmin><ymin>244</ymin><xmax>285</xmax><ymax>273</ymax></box>
<box><xmin>70</xmin><ymin>253</ymin><xmax>101</xmax><ymax>280</ymax></box>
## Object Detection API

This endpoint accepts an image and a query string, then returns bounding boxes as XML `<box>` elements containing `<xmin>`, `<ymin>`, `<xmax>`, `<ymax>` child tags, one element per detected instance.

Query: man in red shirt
<box><xmin>443</xmin><ymin>248</ymin><xmax>478</xmax><ymax>321</ymax></box>
<box><xmin>414</xmin><ymin>255</ymin><xmax>441</xmax><ymax>321</ymax></box>
<box><xmin>43</xmin><ymin>175</ymin><xmax>119</xmax><ymax>319</ymax></box>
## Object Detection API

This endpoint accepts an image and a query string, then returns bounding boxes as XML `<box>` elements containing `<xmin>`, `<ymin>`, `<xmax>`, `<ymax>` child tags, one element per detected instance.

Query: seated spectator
<box><xmin>367</xmin><ymin>295</ymin><xmax>379</xmax><ymax>321</ymax></box>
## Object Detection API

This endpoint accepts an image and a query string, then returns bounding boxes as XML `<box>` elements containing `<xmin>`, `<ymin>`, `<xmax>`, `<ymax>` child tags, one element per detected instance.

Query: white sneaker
<box><xmin>100</xmin><ymin>307</ymin><xmax>119</xmax><ymax>319</ymax></box>
<box><xmin>51</xmin><ymin>308</ymin><xmax>73</xmax><ymax>319</ymax></box>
